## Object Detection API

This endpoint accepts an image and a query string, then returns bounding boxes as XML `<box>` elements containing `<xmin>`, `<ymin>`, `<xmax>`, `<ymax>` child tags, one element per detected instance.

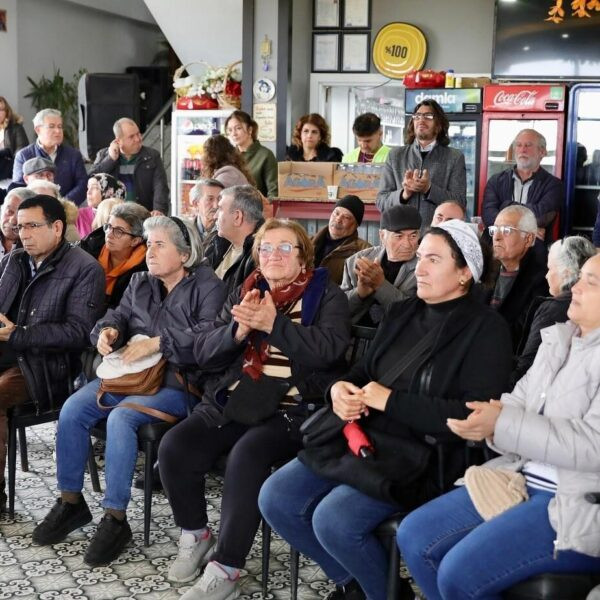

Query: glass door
<box><xmin>449</xmin><ymin>119</ymin><xmax>478</xmax><ymax>218</ymax></box>
<box><xmin>486</xmin><ymin>118</ymin><xmax>558</xmax><ymax>182</ymax></box>
<box><xmin>572</xmin><ymin>90</ymin><xmax>600</xmax><ymax>231</ymax></box>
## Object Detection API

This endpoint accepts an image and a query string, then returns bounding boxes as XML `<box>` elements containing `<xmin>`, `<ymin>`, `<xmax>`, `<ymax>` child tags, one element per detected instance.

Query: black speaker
<box><xmin>78</xmin><ymin>73</ymin><xmax>140</xmax><ymax>161</ymax></box>
<box><xmin>125</xmin><ymin>66</ymin><xmax>171</xmax><ymax>131</ymax></box>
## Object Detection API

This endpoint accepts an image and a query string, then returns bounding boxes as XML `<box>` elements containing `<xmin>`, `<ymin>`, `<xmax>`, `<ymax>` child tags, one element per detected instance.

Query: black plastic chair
<box><xmin>7</xmin><ymin>351</ymin><xmax>74</xmax><ymax>518</ymax></box>
<box><xmin>86</xmin><ymin>368</ymin><xmax>196</xmax><ymax>546</ymax></box>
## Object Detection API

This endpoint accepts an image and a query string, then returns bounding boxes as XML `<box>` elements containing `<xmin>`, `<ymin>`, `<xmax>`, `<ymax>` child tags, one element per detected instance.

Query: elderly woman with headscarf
<box><xmin>76</xmin><ymin>173</ymin><xmax>127</xmax><ymax>238</ymax></box>
<box><xmin>397</xmin><ymin>251</ymin><xmax>600</xmax><ymax>600</ymax></box>
<box><xmin>32</xmin><ymin>216</ymin><xmax>225</xmax><ymax>567</ymax></box>
<box><xmin>259</xmin><ymin>219</ymin><xmax>513</xmax><ymax>600</ymax></box>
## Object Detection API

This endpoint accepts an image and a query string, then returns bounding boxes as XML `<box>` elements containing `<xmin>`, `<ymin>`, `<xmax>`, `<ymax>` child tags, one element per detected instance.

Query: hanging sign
<box><xmin>372</xmin><ymin>22</ymin><xmax>427</xmax><ymax>79</ymax></box>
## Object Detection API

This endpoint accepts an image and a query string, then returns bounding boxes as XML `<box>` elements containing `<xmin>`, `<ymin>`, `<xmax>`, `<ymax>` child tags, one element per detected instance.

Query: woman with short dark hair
<box><xmin>286</xmin><ymin>113</ymin><xmax>343</xmax><ymax>162</ymax></box>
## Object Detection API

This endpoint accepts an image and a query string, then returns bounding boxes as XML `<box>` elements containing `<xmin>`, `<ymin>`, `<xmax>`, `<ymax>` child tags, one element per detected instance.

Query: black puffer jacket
<box><xmin>299</xmin><ymin>294</ymin><xmax>513</xmax><ymax>506</ymax></box>
<box><xmin>0</xmin><ymin>242</ymin><xmax>105</xmax><ymax>410</ymax></box>
<box><xmin>78</xmin><ymin>226</ymin><xmax>147</xmax><ymax>312</ymax></box>
<box><xmin>92</xmin><ymin>267</ymin><xmax>226</xmax><ymax>388</ymax></box>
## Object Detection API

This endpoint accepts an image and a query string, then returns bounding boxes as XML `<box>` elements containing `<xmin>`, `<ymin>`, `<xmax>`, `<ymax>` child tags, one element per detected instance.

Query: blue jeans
<box><xmin>258</xmin><ymin>458</ymin><xmax>397</xmax><ymax>600</ymax></box>
<box><xmin>396</xmin><ymin>485</ymin><xmax>600</xmax><ymax>600</ymax></box>
<box><xmin>56</xmin><ymin>378</ymin><xmax>188</xmax><ymax>511</ymax></box>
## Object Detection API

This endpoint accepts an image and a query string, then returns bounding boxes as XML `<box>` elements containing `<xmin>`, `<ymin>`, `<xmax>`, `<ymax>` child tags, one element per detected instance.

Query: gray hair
<box><xmin>549</xmin><ymin>236</ymin><xmax>596</xmax><ymax>292</ymax></box>
<box><xmin>27</xmin><ymin>179</ymin><xmax>61</xmax><ymax>197</ymax></box>
<box><xmin>113</xmin><ymin>117</ymin><xmax>138</xmax><ymax>138</ymax></box>
<box><xmin>33</xmin><ymin>108</ymin><xmax>62</xmax><ymax>128</ymax></box>
<box><xmin>143</xmin><ymin>215</ymin><xmax>203</xmax><ymax>269</ymax></box>
<box><xmin>513</xmin><ymin>128</ymin><xmax>547</xmax><ymax>152</ymax></box>
<box><xmin>3</xmin><ymin>187</ymin><xmax>36</xmax><ymax>207</ymax></box>
<box><xmin>222</xmin><ymin>185</ymin><xmax>263</xmax><ymax>224</ymax></box>
<box><xmin>189</xmin><ymin>179</ymin><xmax>223</xmax><ymax>203</ymax></box>
<box><xmin>498</xmin><ymin>205</ymin><xmax>538</xmax><ymax>235</ymax></box>
<box><xmin>110</xmin><ymin>202</ymin><xmax>150</xmax><ymax>238</ymax></box>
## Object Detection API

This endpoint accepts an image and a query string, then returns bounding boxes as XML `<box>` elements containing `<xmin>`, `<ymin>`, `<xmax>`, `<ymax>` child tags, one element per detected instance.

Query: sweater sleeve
<box><xmin>264</xmin><ymin>150</ymin><xmax>279</xmax><ymax>197</ymax></box>
<box><xmin>427</xmin><ymin>151</ymin><xmax>466</xmax><ymax>206</ymax></box>
<box><xmin>376</xmin><ymin>154</ymin><xmax>404</xmax><ymax>212</ymax></box>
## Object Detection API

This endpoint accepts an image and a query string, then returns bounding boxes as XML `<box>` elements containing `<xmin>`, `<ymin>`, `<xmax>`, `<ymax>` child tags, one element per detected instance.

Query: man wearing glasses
<box><xmin>0</xmin><ymin>195</ymin><xmax>104</xmax><ymax>512</ymax></box>
<box><xmin>487</xmin><ymin>205</ymin><xmax>548</xmax><ymax>350</ymax></box>
<box><xmin>377</xmin><ymin>99</ymin><xmax>466</xmax><ymax>231</ymax></box>
<box><xmin>12</xmin><ymin>109</ymin><xmax>88</xmax><ymax>205</ymax></box>
<box><xmin>482</xmin><ymin>129</ymin><xmax>563</xmax><ymax>244</ymax></box>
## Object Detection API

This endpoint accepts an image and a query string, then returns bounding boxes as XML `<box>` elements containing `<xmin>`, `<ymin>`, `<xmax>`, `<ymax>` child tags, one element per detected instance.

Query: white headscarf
<box><xmin>436</xmin><ymin>219</ymin><xmax>483</xmax><ymax>283</ymax></box>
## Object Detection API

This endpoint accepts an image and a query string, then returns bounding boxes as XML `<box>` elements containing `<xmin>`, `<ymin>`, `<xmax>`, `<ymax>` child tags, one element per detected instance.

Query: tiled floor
<box><xmin>0</xmin><ymin>423</ymin><xmax>337</xmax><ymax>600</ymax></box>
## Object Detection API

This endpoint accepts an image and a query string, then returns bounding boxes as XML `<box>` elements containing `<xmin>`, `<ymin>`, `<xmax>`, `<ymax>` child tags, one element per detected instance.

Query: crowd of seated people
<box><xmin>2</xmin><ymin>102</ymin><xmax>600</xmax><ymax>600</ymax></box>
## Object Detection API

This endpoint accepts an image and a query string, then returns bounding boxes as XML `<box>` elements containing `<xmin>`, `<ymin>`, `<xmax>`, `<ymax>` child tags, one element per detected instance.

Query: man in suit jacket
<box><xmin>341</xmin><ymin>205</ymin><xmax>421</xmax><ymax>325</ymax></box>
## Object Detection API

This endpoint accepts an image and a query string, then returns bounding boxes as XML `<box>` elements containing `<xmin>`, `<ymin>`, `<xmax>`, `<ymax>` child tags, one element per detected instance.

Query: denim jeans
<box><xmin>258</xmin><ymin>458</ymin><xmax>398</xmax><ymax>600</ymax></box>
<box><xmin>396</xmin><ymin>485</ymin><xmax>600</xmax><ymax>600</ymax></box>
<box><xmin>56</xmin><ymin>378</ymin><xmax>188</xmax><ymax>511</ymax></box>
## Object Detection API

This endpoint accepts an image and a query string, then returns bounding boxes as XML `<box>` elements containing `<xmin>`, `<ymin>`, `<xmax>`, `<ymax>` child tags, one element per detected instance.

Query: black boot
<box><xmin>0</xmin><ymin>480</ymin><xmax>6</xmax><ymax>513</ymax></box>
<box><xmin>84</xmin><ymin>513</ymin><xmax>132</xmax><ymax>566</ymax></box>
<box><xmin>325</xmin><ymin>580</ymin><xmax>365</xmax><ymax>600</ymax></box>
<box><xmin>134</xmin><ymin>461</ymin><xmax>162</xmax><ymax>492</ymax></box>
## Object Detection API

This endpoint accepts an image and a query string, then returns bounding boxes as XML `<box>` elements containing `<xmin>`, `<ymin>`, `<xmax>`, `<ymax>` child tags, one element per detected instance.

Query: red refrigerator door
<box><xmin>477</xmin><ymin>112</ymin><xmax>565</xmax><ymax>216</ymax></box>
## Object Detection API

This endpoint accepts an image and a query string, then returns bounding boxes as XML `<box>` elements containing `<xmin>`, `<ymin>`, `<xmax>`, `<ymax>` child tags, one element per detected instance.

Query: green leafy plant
<box><xmin>25</xmin><ymin>67</ymin><xmax>86</xmax><ymax>148</ymax></box>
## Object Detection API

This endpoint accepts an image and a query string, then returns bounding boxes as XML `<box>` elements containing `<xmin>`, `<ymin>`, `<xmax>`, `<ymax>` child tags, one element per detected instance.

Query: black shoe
<box><xmin>324</xmin><ymin>587</ymin><xmax>345</xmax><ymax>600</ymax></box>
<box><xmin>32</xmin><ymin>497</ymin><xmax>92</xmax><ymax>545</ymax></box>
<box><xmin>84</xmin><ymin>514</ymin><xmax>132</xmax><ymax>566</ymax></box>
<box><xmin>133</xmin><ymin>462</ymin><xmax>163</xmax><ymax>492</ymax></box>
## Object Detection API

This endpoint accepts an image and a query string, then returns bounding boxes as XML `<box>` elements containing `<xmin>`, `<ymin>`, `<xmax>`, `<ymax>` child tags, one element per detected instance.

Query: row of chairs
<box><xmin>6</xmin><ymin>332</ymin><xmax>600</xmax><ymax>599</ymax></box>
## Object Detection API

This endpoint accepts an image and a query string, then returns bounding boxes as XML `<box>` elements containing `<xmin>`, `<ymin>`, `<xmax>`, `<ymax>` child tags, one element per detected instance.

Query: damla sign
<box><xmin>405</xmin><ymin>88</ymin><xmax>482</xmax><ymax>114</ymax></box>
<box><xmin>483</xmin><ymin>85</ymin><xmax>565</xmax><ymax>112</ymax></box>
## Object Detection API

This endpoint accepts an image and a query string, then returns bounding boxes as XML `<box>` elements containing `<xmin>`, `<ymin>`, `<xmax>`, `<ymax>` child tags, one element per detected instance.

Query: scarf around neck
<box><xmin>99</xmin><ymin>244</ymin><xmax>146</xmax><ymax>295</ymax></box>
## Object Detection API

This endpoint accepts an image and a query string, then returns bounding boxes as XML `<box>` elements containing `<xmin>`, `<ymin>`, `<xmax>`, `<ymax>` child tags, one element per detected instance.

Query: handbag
<box><xmin>96</xmin><ymin>358</ymin><xmax>178</xmax><ymax>424</ymax></box>
<box><xmin>223</xmin><ymin>373</ymin><xmax>292</xmax><ymax>426</ymax></box>
<box><xmin>301</xmin><ymin>325</ymin><xmax>441</xmax><ymax>449</ymax></box>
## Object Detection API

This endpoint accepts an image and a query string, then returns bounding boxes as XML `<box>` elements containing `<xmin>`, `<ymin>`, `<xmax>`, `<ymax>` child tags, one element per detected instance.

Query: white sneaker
<box><xmin>168</xmin><ymin>531</ymin><xmax>216</xmax><ymax>583</ymax></box>
<box><xmin>181</xmin><ymin>561</ymin><xmax>240</xmax><ymax>600</ymax></box>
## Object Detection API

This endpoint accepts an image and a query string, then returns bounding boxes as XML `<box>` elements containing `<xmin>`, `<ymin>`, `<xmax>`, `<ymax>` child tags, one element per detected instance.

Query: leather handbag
<box><xmin>223</xmin><ymin>373</ymin><xmax>292</xmax><ymax>426</ymax></box>
<box><xmin>96</xmin><ymin>358</ymin><xmax>178</xmax><ymax>424</ymax></box>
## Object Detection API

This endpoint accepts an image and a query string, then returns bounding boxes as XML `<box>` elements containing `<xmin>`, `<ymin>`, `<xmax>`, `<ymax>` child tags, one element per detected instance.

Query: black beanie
<box><xmin>335</xmin><ymin>194</ymin><xmax>365</xmax><ymax>226</ymax></box>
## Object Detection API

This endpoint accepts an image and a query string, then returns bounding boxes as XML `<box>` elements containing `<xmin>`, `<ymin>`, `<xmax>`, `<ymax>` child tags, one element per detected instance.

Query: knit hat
<box><xmin>335</xmin><ymin>195</ymin><xmax>365</xmax><ymax>226</ymax></box>
<box><xmin>23</xmin><ymin>157</ymin><xmax>56</xmax><ymax>177</ymax></box>
<box><xmin>96</xmin><ymin>334</ymin><xmax>163</xmax><ymax>379</ymax></box>
<box><xmin>380</xmin><ymin>205</ymin><xmax>422</xmax><ymax>232</ymax></box>
<box><xmin>437</xmin><ymin>218</ymin><xmax>484</xmax><ymax>283</ymax></box>
<box><xmin>464</xmin><ymin>466</ymin><xmax>529</xmax><ymax>521</ymax></box>
<box><xmin>90</xmin><ymin>173</ymin><xmax>126</xmax><ymax>200</ymax></box>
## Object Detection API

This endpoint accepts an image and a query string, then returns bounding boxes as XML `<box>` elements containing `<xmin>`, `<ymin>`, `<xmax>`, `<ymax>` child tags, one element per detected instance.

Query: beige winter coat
<box><xmin>487</xmin><ymin>321</ymin><xmax>600</xmax><ymax>557</ymax></box>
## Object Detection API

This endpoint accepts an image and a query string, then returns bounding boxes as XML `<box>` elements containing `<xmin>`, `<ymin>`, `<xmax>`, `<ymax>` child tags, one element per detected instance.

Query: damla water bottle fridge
<box><xmin>405</xmin><ymin>88</ymin><xmax>482</xmax><ymax>218</ymax></box>
<box><xmin>563</xmin><ymin>83</ymin><xmax>600</xmax><ymax>238</ymax></box>
<box><xmin>478</xmin><ymin>84</ymin><xmax>566</xmax><ymax>218</ymax></box>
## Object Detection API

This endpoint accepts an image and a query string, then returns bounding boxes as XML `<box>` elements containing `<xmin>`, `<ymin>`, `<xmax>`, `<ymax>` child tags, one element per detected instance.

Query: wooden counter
<box><xmin>272</xmin><ymin>199</ymin><xmax>382</xmax><ymax>222</ymax></box>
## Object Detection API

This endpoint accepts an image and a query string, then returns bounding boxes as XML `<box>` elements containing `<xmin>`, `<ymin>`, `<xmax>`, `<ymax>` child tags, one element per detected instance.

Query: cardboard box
<box><xmin>460</xmin><ymin>76</ymin><xmax>491</xmax><ymax>89</ymax></box>
<box><xmin>277</xmin><ymin>162</ymin><xmax>335</xmax><ymax>200</ymax></box>
<box><xmin>333</xmin><ymin>163</ymin><xmax>384</xmax><ymax>203</ymax></box>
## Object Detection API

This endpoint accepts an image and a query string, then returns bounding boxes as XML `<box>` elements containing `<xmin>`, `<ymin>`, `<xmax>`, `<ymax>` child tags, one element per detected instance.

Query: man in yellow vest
<box><xmin>342</xmin><ymin>113</ymin><xmax>390</xmax><ymax>164</ymax></box>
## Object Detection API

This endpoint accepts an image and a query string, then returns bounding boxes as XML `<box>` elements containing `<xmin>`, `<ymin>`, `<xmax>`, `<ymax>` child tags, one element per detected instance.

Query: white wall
<box><xmin>16</xmin><ymin>0</ymin><xmax>161</xmax><ymax>138</ymax></box>
<box><xmin>144</xmin><ymin>0</ymin><xmax>243</xmax><ymax>73</ymax></box>
<box><xmin>62</xmin><ymin>0</ymin><xmax>155</xmax><ymax>24</ymax></box>
<box><xmin>0</xmin><ymin>0</ymin><xmax>19</xmax><ymax>108</ymax></box>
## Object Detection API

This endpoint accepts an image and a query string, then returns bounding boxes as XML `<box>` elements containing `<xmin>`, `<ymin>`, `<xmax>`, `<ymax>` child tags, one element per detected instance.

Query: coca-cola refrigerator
<box><xmin>406</xmin><ymin>88</ymin><xmax>483</xmax><ymax>218</ymax></box>
<box><xmin>477</xmin><ymin>84</ymin><xmax>566</xmax><ymax>217</ymax></box>
<box><xmin>563</xmin><ymin>83</ymin><xmax>600</xmax><ymax>238</ymax></box>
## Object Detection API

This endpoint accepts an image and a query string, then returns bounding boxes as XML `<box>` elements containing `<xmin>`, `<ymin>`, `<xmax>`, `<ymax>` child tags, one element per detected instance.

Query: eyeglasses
<box><xmin>488</xmin><ymin>225</ymin><xmax>528</xmax><ymax>237</ymax></box>
<box><xmin>103</xmin><ymin>223</ymin><xmax>136</xmax><ymax>239</ymax></box>
<box><xmin>12</xmin><ymin>221</ymin><xmax>50</xmax><ymax>234</ymax></box>
<box><xmin>258</xmin><ymin>242</ymin><xmax>300</xmax><ymax>257</ymax></box>
<box><xmin>412</xmin><ymin>113</ymin><xmax>435</xmax><ymax>121</ymax></box>
<box><xmin>42</xmin><ymin>124</ymin><xmax>64</xmax><ymax>130</ymax></box>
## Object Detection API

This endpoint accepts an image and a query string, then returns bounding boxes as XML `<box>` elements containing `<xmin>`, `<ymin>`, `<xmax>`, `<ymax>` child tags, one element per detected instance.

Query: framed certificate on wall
<box><xmin>313</xmin><ymin>0</ymin><xmax>340</xmax><ymax>29</ymax></box>
<box><xmin>343</xmin><ymin>0</ymin><xmax>371</xmax><ymax>29</ymax></box>
<box><xmin>312</xmin><ymin>32</ymin><xmax>340</xmax><ymax>72</ymax></box>
<box><xmin>341</xmin><ymin>32</ymin><xmax>370</xmax><ymax>72</ymax></box>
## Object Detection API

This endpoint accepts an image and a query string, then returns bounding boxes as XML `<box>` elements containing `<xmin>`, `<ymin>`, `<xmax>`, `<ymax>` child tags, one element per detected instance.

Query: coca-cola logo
<box><xmin>493</xmin><ymin>90</ymin><xmax>538</xmax><ymax>107</ymax></box>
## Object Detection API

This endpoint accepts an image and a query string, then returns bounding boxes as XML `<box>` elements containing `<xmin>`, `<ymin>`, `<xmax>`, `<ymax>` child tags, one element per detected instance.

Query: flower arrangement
<box><xmin>174</xmin><ymin>61</ymin><xmax>242</xmax><ymax>110</ymax></box>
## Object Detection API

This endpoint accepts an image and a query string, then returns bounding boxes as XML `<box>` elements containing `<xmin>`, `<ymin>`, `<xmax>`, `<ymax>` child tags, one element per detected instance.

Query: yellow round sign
<box><xmin>372</xmin><ymin>22</ymin><xmax>428</xmax><ymax>79</ymax></box>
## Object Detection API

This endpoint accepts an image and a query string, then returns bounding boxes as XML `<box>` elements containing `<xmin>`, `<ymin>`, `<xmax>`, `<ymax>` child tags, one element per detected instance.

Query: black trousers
<box><xmin>158</xmin><ymin>411</ymin><xmax>303</xmax><ymax>568</ymax></box>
